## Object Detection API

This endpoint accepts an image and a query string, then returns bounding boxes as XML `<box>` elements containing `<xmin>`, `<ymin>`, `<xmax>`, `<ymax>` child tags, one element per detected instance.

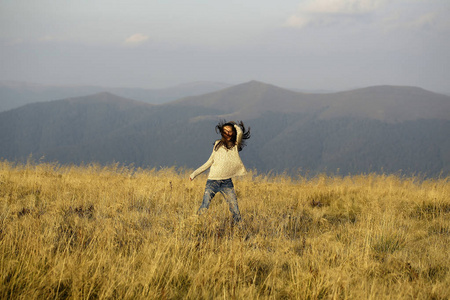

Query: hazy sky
<box><xmin>1</xmin><ymin>0</ymin><xmax>449</xmax><ymax>92</ymax></box>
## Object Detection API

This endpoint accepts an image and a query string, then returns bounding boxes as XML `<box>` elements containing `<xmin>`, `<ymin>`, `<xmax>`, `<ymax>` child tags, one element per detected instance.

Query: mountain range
<box><xmin>0</xmin><ymin>81</ymin><xmax>449</xmax><ymax>177</ymax></box>
<box><xmin>0</xmin><ymin>80</ymin><xmax>231</xmax><ymax>112</ymax></box>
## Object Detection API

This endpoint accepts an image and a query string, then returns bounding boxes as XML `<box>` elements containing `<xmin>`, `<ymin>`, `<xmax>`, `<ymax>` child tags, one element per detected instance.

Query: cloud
<box><xmin>124</xmin><ymin>33</ymin><xmax>149</xmax><ymax>46</ymax></box>
<box><xmin>380</xmin><ymin>4</ymin><xmax>450</xmax><ymax>32</ymax></box>
<box><xmin>409</xmin><ymin>12</ymin><xmax>438</xmax><ymax>30</ymax></box>
<box><xmin>302</xmin><ymin>0</ymin><xmax>384</xmax><ymax>14</ymax></box>
<box><xmin>285</xmin><ymin>0</ymin><xmax>450</xmax><ymax>31</ymax></box>
<box><xmin>284</xmin><ymin>0</ymin><xmax>387</xmax><ymax>28</ymax></box>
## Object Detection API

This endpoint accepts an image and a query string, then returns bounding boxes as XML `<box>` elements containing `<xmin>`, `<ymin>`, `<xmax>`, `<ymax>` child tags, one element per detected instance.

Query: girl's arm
<box><xmin>189</xmin><ymin>147</ymin><xmax>215</xmax><ymax>180</ymax></box>
<box><xmin>235</xmin><ymin>124</ymin><xmax>243</xmax><ymax>147</ymax></box>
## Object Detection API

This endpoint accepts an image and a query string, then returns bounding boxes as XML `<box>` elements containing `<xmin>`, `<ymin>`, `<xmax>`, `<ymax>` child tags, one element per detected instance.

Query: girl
<box><xmin>189</xmin><ymin>120</ymin><xmax>251</xmax><ymax>223</ymax></box>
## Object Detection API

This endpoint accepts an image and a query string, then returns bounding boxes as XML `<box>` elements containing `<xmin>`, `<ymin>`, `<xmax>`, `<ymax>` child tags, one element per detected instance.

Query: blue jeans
<box><xmin>198</xmin><ymin>179</ymin><xmax>242</xmax><ymax>223</ymax></box>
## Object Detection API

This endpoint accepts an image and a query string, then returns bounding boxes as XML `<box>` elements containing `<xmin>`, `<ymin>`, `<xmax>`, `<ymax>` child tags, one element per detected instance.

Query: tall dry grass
<box><xmin>0</xmin><ymin>160</ymin><xmax>449</xmax><ymax>299</ymax></box>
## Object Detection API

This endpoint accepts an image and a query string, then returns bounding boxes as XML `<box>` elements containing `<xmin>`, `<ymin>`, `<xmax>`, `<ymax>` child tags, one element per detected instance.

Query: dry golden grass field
<box><xmin>0</xmin><ymin>160</ymin><xmax>449</xmax><ymax>299</ymax></box>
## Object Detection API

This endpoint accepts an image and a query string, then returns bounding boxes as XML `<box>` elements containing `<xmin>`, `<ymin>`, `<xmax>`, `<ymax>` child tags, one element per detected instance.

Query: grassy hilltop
<box><xmin>0</xmin><ymin>161</ymin><xmax>449</xmax><ymax>299</ymax></box>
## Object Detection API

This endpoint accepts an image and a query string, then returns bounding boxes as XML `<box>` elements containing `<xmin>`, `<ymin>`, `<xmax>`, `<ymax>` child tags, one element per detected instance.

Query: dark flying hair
<box><xmin>214</xmin><ymin>120</ymin><xmax>251</xmax><ymax>151</ymax></box>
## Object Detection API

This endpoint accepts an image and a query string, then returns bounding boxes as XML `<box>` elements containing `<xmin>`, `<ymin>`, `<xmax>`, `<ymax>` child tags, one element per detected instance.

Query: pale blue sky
<box><xmin>1</xmin><ymin>0</ymin><xmax>449</xmax><ymax>92</ymax></box>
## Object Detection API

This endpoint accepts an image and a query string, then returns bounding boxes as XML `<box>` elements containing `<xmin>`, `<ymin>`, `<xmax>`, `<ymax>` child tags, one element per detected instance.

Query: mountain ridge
<box><xmin>1</xmin><ymin>81</ymin><xmax>449</xmax><ymax>176</ymax></box>
<box><xmin>0</xmin><ymin>80</ymin><xmax>231</xmax><ymax>112</ymax></box>
<box><xmin>170</xmin><ymin>81</ymin><xmax>450</xmax><ymax>122</ymax></box>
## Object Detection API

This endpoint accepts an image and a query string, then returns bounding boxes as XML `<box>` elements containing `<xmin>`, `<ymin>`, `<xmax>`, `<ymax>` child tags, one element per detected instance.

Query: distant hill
<box><xmin>317</xmin><ymin>85</ymin><xmax>450</xmax><ymax>122</ymax></box>
<box><xmin>173</xmin><ymin>81</ymin><xmax>450</xmax><ymax>123</ymax></box>
<box><xmin>0</xmin><ymin>92</ymin><xmax>153</xmax><ymax>160</ymax></box>
<box><xmin>171</xmin><ymin>80</ymin><xmax>325</xmax><ymax>120</ymax></box>
<box><xmin>1</xmin><ymin>81</ymin><xmax>449</xmax><ymax>177</ymax></box>
<box><xmin>0</xmin><ymin>81</ymin><xmax>231</xmax><ymax>112</ymax></box>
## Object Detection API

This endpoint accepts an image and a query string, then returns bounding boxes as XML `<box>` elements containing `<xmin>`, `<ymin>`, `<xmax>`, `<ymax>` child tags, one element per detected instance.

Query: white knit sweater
<box><xmin>190</xmin><ymin>125</ymin><xmax>247</xmax><ymax>180</ymax></box>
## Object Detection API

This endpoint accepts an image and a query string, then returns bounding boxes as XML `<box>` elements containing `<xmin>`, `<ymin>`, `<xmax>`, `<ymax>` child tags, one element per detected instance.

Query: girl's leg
<box><xmin>221</xmin><ymin>179</ymin><xmax>242</xmax><ymax>223</ymax></box>
<box><xmin>198</xmin><ymin>180</ymin><xmax>217</xmax><ymax>215</ymax></box>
